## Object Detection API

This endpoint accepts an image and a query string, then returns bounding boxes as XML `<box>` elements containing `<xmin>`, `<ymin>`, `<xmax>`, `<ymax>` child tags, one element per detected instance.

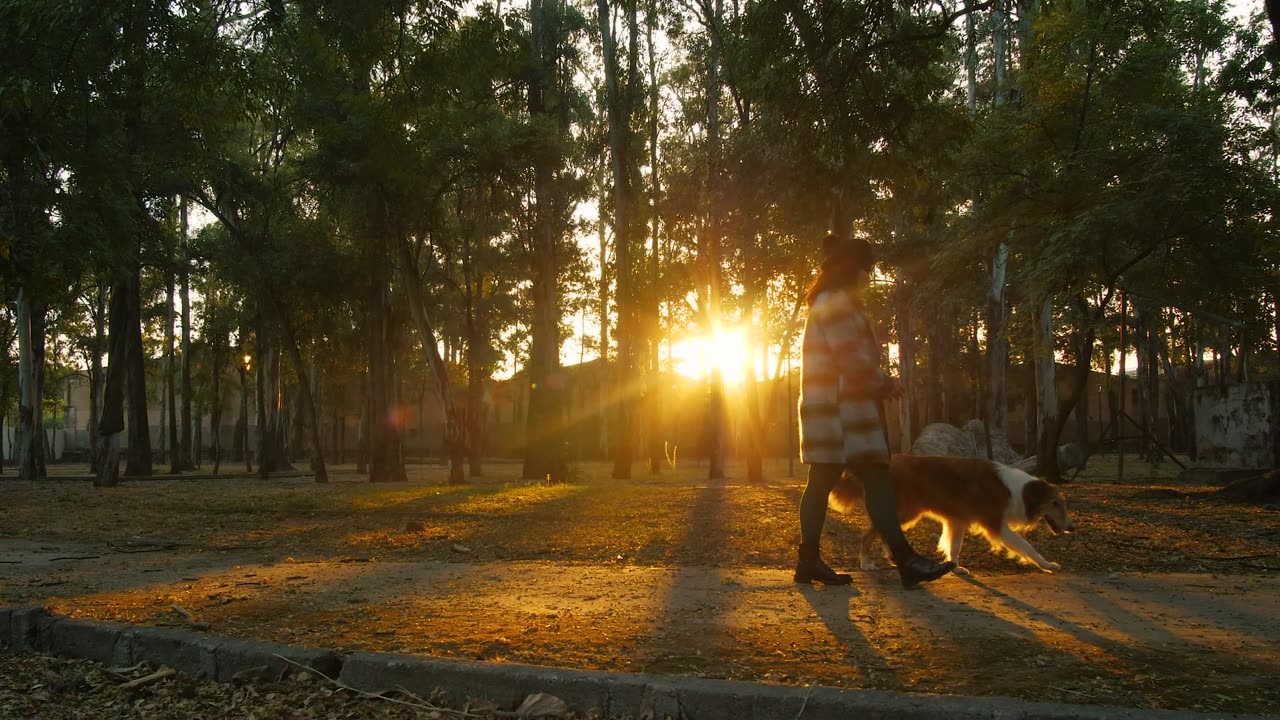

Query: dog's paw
<box><xmin>1039</xmin><ymin>561</ymin><xmax>1061</xmax><ymax>573</ymax></box>
<box><xmin>952</xmin><ymin>566</ymin><xmax>971</xmax><ymax>576</ymax></box>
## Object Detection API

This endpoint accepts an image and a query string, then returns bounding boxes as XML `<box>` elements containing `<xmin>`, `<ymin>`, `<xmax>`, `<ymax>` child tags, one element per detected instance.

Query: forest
<box><xmin>3</xmin><ymin>0</ymin><xmax>1278</xmax><ymax>487</ymax></box>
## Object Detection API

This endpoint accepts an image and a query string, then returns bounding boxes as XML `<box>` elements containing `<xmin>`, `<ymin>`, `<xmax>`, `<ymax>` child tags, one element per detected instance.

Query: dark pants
<box><xmin>799</xmin><ymin>461</ymin><xmax>912</xmax><ymax>560</ymax></box>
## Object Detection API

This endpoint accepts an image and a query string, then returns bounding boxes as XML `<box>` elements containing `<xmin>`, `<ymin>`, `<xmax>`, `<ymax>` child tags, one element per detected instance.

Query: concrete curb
<box><xmin>0</xmin><ymin>606</ymin><xmax>1263</xmax><ymax>720</ymax></box>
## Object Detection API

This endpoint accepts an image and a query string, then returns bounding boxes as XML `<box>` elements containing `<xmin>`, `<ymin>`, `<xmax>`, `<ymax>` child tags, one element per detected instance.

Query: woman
<box><xmin>795</xmin><ymin>234</ymin><xmax>955</xmax><ymax>588</ymax></box>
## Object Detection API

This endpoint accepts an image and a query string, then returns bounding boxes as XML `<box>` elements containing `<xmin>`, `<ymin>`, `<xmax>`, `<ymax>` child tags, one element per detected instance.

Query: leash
<box><xmin>877</xmin><ymin>396</ymin><xmax>893</xmax><ymax>456</ymax></box>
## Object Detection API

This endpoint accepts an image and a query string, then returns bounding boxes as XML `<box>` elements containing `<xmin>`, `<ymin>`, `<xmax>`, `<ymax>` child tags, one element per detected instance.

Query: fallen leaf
<box><xmin>515</xmin><ymin>692</ymin><xmax>570</xmax><ymax>718</ymax></box>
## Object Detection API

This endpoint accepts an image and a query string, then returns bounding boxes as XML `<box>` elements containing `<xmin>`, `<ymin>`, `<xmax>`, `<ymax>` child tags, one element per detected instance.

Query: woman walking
<box><xmin>795</xmin><ymin>234</ymin><xmax>955</xmax><ymax>588</ymax></box>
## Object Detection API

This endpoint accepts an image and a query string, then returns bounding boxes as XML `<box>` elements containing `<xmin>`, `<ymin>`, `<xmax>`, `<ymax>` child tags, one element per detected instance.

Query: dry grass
<box><xmin>3</xmin><ymin>455</ymin><xmax>1275</xmax><ymax>574</ymax></box>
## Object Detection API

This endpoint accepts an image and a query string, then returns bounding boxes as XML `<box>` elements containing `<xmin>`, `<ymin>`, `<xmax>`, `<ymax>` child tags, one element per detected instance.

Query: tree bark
<box><xmin>925</xmin><ymin>321</ymin><xmax>947</xmax><ymax>425</ymax></box>
<box><xmin>1144</xmin><ymin>309</ymin><xmax>1162</xmax><ymax>465</ymax></box>
<box><xmin>356</xmin><ymin>371</ymin><xmax>368</xmax><ymax>474</ymax></box>
<box><xmin>596</xmin><ymin>0</ymin><xmax>636</xmax><ymax>481</ymax></box>
<box><xmin>211</xmin><ymin>339</ymin><xmax>223</xmax><ymax>475</ymax></box>
<box><xmin>124</xmin><ymin>267</ymin><xmax>151</xmax><ymax>477</ymax></box>
<box><xmin>704</xmin><ymin>0</ymin><xmax>727</xmax><ymax>482</ymax></box>
<box><xmin>744</xmin><ymin>282</ymin><xmax>765</xmax><ymax>483</ymax></box>
<box><xmin>1034</xmin><ymin>297</ymin><xmax>1060</xmax><ymax>480</ymax></box>
<box><xmin>897</xmin><ymin>284</ymin><xmax>916</xmax><ymax>454</ymax></box>
<box><xmin>597</xmin><ymin>170</ymin><xmax>611</xmax><ymax>460</ymax></box>
<box><xmin>518</xmin><ymin>0</ymin><xmax>568</xmax><ymax>484</ymax></box>
<box><xmin>1159</xmin><ymin>324</ymin><xmax>1182</xmax><ymax>452</ymax></box>
<box><xmin>461</xmin><ymin>226</ymin><xmax>484</xmax><ymax>478</ymax></box>
<box><xmin>1073</xmin><ymin>328</ymin><xmax>1090</xmax><ymax>457</ymax></box>
<box><xmin>16</xmin><ymin>289</ymin><xmax>42</xmax><ymax>481</ymax></box>
<box><xmin>180</xmin><ymin>201</ymin><xmax>193</xmax><ymax>470</ymax></box>
<box><xmin>96</xmin><ymin>276</ymin><xmax>132</xmax><ymax>487</ymax></box>
<box><xmin>89</xmin><ymin>283</ymin><xmax>107</xmax><ymax>471</ymax></box>
<box><xmin>256</xmin><ymin>330</ymin><xmax>271</xmax><ymax>479</ymax></box>
<box><xmin>646</xmin><ymin>0</ymin><xmax>663</xmax><ymax>476</ymax></box>
<box><xmin>987</xmin><ymin>0</ymin><xmax>1011</xmax><ymax>433</ymax></box>
<box><xmin>166</xmin><ymin>264</ymin><xmax>180</xmax><ymax>472</ymax></box>
<box><xmin>238</xmin><ymin>350</ymin><xmax>252</xmax><ymax>473</ymax></box>
<box><xmin>398</xmin><ymin>241</ymin><xmax>465</xmax><ymax>484</ymax></box>
<box><xmin>277</xmin><ymin>312</ymin><xmax>329</xmax><ymax>483</ymax></box>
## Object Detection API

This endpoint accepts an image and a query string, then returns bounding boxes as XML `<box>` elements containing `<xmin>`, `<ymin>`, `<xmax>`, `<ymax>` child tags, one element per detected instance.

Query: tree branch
<box><xmin>881</xmin><ymin>0</ymin><xmax>996</xmax><ymax>46</ymax></box>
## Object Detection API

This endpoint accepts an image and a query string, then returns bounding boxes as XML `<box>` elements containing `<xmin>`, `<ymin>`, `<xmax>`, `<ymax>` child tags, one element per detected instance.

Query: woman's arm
<box><xmin>818</xmin><ymin>290</ymin><xmax>891</xmax><ymax>399</ymax></box>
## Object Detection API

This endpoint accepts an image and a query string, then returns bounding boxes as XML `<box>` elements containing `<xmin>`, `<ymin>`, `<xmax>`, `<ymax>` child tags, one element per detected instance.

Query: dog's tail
<box><xmin>828</xmin><ymin>470</ymin><xmax>865</xmax><ymax>514</ymax></box>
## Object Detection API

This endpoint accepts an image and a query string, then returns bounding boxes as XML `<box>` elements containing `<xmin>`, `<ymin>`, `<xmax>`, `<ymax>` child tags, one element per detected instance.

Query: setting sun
<box><xmin>671</xmin><ymin>327</ymin><xmax>753</xmax><ymax>384</ymax></box>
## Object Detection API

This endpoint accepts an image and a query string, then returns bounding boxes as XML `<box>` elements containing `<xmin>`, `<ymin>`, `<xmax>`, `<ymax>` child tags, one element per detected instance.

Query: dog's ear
<box><xmin>1022</xmin><ymin>479</ymin><xmax>1056</xmax><ymax>515</ymax></box>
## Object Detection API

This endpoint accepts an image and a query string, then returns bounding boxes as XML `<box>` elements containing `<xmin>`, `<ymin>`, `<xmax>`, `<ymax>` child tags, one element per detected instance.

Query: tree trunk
<box><xmin>1159</xmin><ymin>324</ymin><xmax>1182</xmax><ymax>453</ymax></box>
<box><xmin>704</xmin><ymin>0</ymin><xmax>727</xmax><ymax>482</ymax></box>
<box><xmin>96</xmin><ymin>277</ymin><xmax>132</xmax><ymax>487</ymax></box>
<box><xmin>1145</xmin><ymin>310</ymin><xmax>1162</xmax><ymax>465</ymax></box>
<box><xmin>518</xmin><ymin>0</ymin><xmax>568</xmax><ymax>484</ymax></box>
<box><xmin>16</xmin><ymin>289</ymin><xmax>42</xmax><ymax>481</ymax></box>
<box><xmin>744</xmin><ymin>284</ymin><xmax>765</xmax><ymax>483</ymax></box>
<box><xmin>596</xmin><ymin>0</ymin><xmax>636</xmax><ymax>482</ymax></box>
<box><xmin>986</xmin><ymin>0</ymin><xmax>1011</xmax><ymax>433</ymax></box>
<box><xmin>1073</xmin><ymin>328</ymin><xmax>1090</xmax><ymax>458</ymax></box>
<box><xmin>926</xmin><ymin>321</ymin><xmax>947</xmax><ymax>425</ymax></box>
<box><xmin>1273</xmin><ymin>295</ymin><xmax>1280</xmax><ymax>371</ymax></box>
<box><xmin>278</xmin><ymin>313</ymin><xmax>329</xmax><ymax>483</ymax></box>
<box><xmin>356</xmin><ymin>373</ymin><xmax>368</xmax><ymax>474</ymax></box>
<box><xmin>1118</xmin><ymin>293</ymin><xmax>1128</xmax><ymax>476</ymax></box>
<box><xmin>646</xmin><ymin>2</ymin><xmax>663</xmax><ymax>476</ymax></box>
<box><xmin>897</xmin><ymin>282</ymin><xmax>915</xmax><ymax>453</ymax></box>
<box><xmin>467</xmin><ymin>373</ymin><xmax>483</xmax><ymax>476</ymax></box>
<box><xmin>987</xmin><ymin>246</ymin><xmax>1010</xmax><ymax>433</ymax></box>
<box><xmin>1102</xmin><ymin>334</ymin><xmax>1115</xmax><ymax>447</ymax></box>
<box><xmin>124</xmin><ymin>268</ymin><xmax>151</xmax><ymax>477</ymax></box>
<box><xmin>597</xmin><ymin>171</ymin><xmax>611</xmax><ymax>461</ymax></box>
<box><xmin>89</xmin><ymin>283</ymin><xmax>107</xmax><ymax>471</ymax></box>
<box><xmin>159</xmin><ymin>361</ymin><xmax>168</xmax><ymax>462</ymax></box>
<box><xmin>193</xmin><ymin>411</ymin><xmax>202</xmax><ymax>468</ymax></box>
<box><xmin>1219</xmin><ymin>326</ymin><xmax>1230</xmax><ymax>384</ymax></box>
<box><xmin>239</xmin><ymin>357</ymin><xmax>252</xmax><ymax>473</ymax></box>
<box><xmin>179</xmin><ymin>201</ymin><xmax>193</xmax><ymax>470</ymax></box>
<box><xmin>1024</xmin><ymin>360</ymin><xmax>1037</xmax><ymax>458</ymax></box>
<box><xmin>212</xmin><ymin>343</ymin><xmax>223</xmax><ymax>475</ymax></box>
<box><xmin>256</xmin><ymin>331</ymin><xmax>271</xmax><ymax>479</ymax></box>
<box><xmin>166</xmin><ymin>266</ymin><xmax>180</xmax><ymax>473</ymax></box>
<box><xmin>461</xmin><ymin>227</ymin><xmax>483</xmax><ymax>478</ymax></box>
<box><xmin>1034</xmin><ymin>297</ymin><xmax>1060</xmax><ymax>480</ymax></box>
<box><xmin>398</xmin><ymin>241</ymin><xmax>466</xmax><ymax>484</ymax></box>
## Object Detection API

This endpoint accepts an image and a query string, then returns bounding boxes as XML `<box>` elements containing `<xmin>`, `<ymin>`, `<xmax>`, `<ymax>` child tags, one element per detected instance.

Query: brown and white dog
<box><xmin>831</xmin><ymin>455</ymin><xmax>1075</xmax><ymax>575</ymax></box>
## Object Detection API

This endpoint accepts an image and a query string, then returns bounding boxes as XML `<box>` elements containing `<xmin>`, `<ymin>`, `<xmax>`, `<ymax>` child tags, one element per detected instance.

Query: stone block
<box><xmin>39</xmin><ymin>618</ymin><xmax>133</xmax><ymax>666</ymax></box>
<box><xmin>212</xmin><ymin>637</ymin><xmax>343</xmax><ymax>683</ymax></box>
<box><xmin>130</xmin><ymin>626</ymin><xmax>221</xmax><ymax>680</ymax></box>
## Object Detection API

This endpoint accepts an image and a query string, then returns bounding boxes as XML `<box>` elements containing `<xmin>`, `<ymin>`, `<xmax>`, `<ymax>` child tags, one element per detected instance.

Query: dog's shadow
<box><xmin>951</xmin><ymin>572</ymin><xmax>1118</xmax><ymax>648</ymax></box>
<box><xmin>796</xmin><ymin>581</ymin><xmax>902</xmax><ymax>674</ymax></box>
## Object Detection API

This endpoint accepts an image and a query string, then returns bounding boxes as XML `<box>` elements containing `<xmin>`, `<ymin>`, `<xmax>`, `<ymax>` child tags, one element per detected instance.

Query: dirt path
<box><xmin>2</xmin><ymin>538</ymin><xmax>1276</xmax><ymax>715</ymax></box>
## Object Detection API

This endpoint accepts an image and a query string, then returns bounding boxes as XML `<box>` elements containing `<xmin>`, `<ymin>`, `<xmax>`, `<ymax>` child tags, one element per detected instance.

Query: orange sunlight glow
<box><xmin>671</xmin><ymin>327</ymin><xmax>753</xmax><ymax>384</ymax></box>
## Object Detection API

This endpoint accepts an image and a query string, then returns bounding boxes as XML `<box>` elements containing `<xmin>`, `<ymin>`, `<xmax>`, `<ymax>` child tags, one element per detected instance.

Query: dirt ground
<box><xmin>2</xmin><ymin>455</ymin><xmax>1278</xmax><ymax>715</ymax></box>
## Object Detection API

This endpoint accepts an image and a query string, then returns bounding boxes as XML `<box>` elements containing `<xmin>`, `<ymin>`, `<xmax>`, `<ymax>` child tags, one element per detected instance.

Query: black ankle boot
<box><xmin>894</xmin><ymin>553</ymin><xmax>956</xmax><ymax>589</ymax></box>
<box><xmin>794</xmin><ymin>543</ymin><xmax>853</xmax><ymax>585</ymax></box>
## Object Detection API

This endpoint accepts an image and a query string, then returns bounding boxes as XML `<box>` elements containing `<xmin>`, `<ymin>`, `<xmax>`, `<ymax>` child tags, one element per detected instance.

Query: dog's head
<box><xmin>1022</xmin><ymin>479</ymin><xmax>1075</xmax><ymax>535</ymax></box>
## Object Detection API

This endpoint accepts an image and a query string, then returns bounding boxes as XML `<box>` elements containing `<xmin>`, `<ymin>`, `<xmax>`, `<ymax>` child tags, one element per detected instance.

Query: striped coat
<box><xmin>799</xmin><ymin>287</ymin><xmax>890</xmax><ymax>466</ymax></box>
